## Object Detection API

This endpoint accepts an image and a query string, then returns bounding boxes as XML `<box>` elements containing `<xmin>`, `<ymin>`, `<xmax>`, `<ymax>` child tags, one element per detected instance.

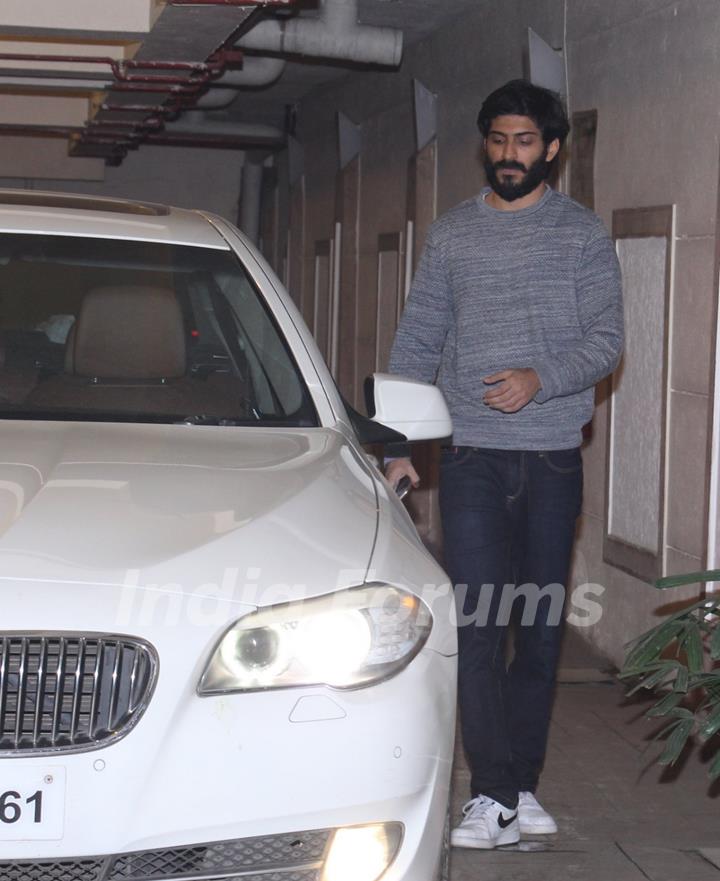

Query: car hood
<box><xmin>0</xmin><ymin>421</ymin><xmax>379</xmax><ymax>602</ymax></box>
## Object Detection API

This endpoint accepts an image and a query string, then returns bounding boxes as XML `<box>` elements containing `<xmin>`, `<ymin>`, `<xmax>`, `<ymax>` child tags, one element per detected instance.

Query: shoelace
<box><xmin>461</xmin><ymin>796</ymin><xmax>494</xmax><ymax>818</ymax></box>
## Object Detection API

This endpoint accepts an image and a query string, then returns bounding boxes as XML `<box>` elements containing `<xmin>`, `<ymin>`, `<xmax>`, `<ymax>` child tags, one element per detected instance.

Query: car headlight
<box><xmin>198</xmin><ymin>584</ymin><xmax>432</xmax><ymax>693</ymax></box>
<box><xmin>322</xmin><ymin>823</ymin><xmax>403</xmax><ymax>881</ymax></box>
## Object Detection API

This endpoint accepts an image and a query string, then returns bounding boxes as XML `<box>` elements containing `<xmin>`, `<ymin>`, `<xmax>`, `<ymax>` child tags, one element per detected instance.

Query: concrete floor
<box><xmin>448</xmin><ymin>630</ymin><xmax>720</xmax><ymax>881</ymax></box>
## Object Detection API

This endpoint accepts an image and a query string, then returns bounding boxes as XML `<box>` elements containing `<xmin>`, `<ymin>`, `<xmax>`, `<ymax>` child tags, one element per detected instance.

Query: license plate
<box><xmin>0</xmin><ymin>767</ymin><xmax>66</xmax><ymax>841</ymax></box>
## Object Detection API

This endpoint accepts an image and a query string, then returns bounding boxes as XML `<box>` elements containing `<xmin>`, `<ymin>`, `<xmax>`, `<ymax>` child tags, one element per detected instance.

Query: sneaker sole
<box><xmin>450</xmin><ymin>827</ymin><xmax>520</xmax><ymax>849</ymax></box>
<box><xmin>518</xmin><ymin>821</ymin><xmax>558</xmax><ymax>835</ymax></box>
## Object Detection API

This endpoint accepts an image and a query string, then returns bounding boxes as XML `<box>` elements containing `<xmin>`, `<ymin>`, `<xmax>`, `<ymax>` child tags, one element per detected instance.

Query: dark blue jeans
<box><xmin>439</xmin><ymin>446</ymin><xmax>583</xmax><ymax>809</ymax></box>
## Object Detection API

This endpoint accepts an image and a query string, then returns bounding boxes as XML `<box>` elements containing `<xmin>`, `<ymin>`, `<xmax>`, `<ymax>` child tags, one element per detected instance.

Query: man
<box><xmin>386</xmin><ymin>79</ymin><xmax>623</xmax><ymax>849</ymax></box>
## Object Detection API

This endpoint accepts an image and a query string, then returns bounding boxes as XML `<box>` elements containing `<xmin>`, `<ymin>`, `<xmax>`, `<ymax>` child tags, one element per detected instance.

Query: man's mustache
<box><xmin>494</xmin><ymin>160</ymin><xmax>527</xmax><ymax>172</ymax></box>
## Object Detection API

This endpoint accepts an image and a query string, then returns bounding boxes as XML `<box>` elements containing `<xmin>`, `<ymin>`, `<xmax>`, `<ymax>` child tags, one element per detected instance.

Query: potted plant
<box><xmin>621</xmin><ymin>570</ymin><xmax>720</xmax><ymax>780</ymax></box>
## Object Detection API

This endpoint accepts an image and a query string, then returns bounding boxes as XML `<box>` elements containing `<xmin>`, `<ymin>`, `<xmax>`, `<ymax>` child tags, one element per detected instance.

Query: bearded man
<box><xmin>386</xmin><ymin>79</ymin><xmax>624</xmax><ymax>849</ymax></box>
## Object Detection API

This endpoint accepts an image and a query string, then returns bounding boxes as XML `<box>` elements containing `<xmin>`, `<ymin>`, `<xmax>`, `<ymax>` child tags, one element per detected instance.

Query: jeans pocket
<box><xmin>539</xmin><ymin>448</ymin><xmax>582</xmax><ymax>474</ymax></box>
<box><xmin>439</xmin><ymin>446</ymin><xmax>474</xmax><ymax>470</ymax></box>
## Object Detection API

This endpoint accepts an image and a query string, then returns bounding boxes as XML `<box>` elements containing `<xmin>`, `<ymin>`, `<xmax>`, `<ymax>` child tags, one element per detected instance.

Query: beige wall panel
<box><xmin>566</xmin><ymin>0</ymin><xmax>719</xmax><ymax>656</ymax></box>
<box><xmin>571</xmin><ymin>513</ymin><xmax>702</xmax><ymax>666</ymax></box>
<box><xmin>0</xmin><ymin>94</ymin><xmax>90</xmax><ymax>128</ymax></box>
<box><xmin>337</xmin><ymin>159</ymin><xmax>361</xmax><ymax>404</ymax></box>
<box><xmin>665</xmin><ymin>546</ymin><xmax>703</xmax><ymax>579</ymax></box>
<box><xmin>4</xmin><ymin>145</ymin><xmax>243</xmax><ymax>219</ymax></box>
<box><xmin>287</xmin><ymin>179</ymin><xmax>305</xmax><ymax>310</ymax></box>
<box><xmin>355</xmin><ymin>251</ymin><xmax>379</xmax><ymax>409</ymax></box>
<box><xmin>666</xmin><ymin>390</ymin><xmax>710</xmax><ymax>560</ymax></box>
<box><xmin>353</xmin><ymin>105</ymin><xmax>413</xmax><ymax>406</ymax></box>
<box><xmin>568</xmin><ymin>0</ymin><xmax>720</xmax><ymax>238</ymax></box>
<box><xmin>375</xmin><ymin>241</ymin><xmax>402</xmax><ymax>372</ymax></box>
<box><xmin>609</xmin><ymin>237</ymin><xmax>667</xmax><ymax>555</ymax></box>
<box><xmin>580</xmin><ymin>383</ymin><xmax>611</xmax><ymax>520</ymax></box>
<box><xmin>1</xmin><ymin>0</ymin><xmax>156</xmax><ymax>32</ymax></box>
<box><xmin>671</xmin><ymin>236</ymin><xmax>716</xmax><ymax>396</ymax></box>
<box><xmin>0</xmin><ymin>40</ymin><xmax>131</xmax><ymax>74</ymax></box>
<box><xmin>0</xmin><ymin>136</ymin><xmax>103</xmax><ymax>181</ymax></box>
<box><xmin>413</xmin><ymin>140</ymin><xmax>437</xmax><ymax>263</ymax></box>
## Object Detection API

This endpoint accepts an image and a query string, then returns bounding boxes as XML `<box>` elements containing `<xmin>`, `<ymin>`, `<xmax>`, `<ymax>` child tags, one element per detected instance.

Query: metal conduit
<box><xmin>237</xmin><ymin>0</ymin><xmax>403</xmax><ymax>67</ymax></box>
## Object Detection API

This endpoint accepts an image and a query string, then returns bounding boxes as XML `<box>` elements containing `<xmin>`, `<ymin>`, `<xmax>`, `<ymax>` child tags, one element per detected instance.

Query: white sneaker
<box><xmin>450</xmin><ymin>795</ymin><xmax>520</xmax><ymax>849</ymax></box>
<box><xmin>517</xmin><ymin>791</ymin><xmax>558</xmax><ymax>834</ymax></box>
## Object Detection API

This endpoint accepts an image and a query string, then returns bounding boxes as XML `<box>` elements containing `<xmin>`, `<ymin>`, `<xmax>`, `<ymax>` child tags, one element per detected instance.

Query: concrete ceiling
<box><xmin>0</xmin><ymin>0</ymin><xmax>481</xmax><ymax>170</ymax></box>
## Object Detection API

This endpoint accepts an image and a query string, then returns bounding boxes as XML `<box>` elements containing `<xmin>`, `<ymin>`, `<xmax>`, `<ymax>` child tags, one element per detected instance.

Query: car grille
<box><xmin>0</xmin><ymin>830</ymin><xmax>331</xmax><ymax>881</ymax></box>
<box><xmin>0</xmin><ymin>634</ymin><xmax>157</xmax><ymax>754</ymax></box>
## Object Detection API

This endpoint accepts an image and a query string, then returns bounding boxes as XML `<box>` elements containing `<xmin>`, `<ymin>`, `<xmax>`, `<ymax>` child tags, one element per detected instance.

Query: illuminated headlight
<box><xmin>322</xmin><ymin>824</ymin><xmax>403</xmax><ymax>881</ymax></box>
<box><xmin>198</xmin><ymin>585</ymin><xmax>432</xmax><ymax>693</ymax></box>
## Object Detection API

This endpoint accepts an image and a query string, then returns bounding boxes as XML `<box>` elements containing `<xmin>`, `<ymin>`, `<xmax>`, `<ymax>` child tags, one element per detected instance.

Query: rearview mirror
<box><xmin>364</xmin><ymin>374</ymin><xmax>452</xmax><ymax>442</ymax></box>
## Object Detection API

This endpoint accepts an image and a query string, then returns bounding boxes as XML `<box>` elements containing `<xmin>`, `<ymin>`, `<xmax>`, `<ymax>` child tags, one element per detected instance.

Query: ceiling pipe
<box><xmin>196</xmin><ymin>55</ymin><xmax>286</xmax><ymax>108</ymax></box>
<box><xmin>236</xmin><ymin>0</ymin><xmax>403</xmax><ymax>67</ymax></box>
<box><xmin>164</xmin><ymin>110</ymin><xmax>283</xmax><ymax>141</ymax></box>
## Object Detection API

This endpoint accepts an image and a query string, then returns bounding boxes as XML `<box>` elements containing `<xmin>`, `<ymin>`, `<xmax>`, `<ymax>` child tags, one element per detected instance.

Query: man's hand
<box><xmin>385</xmin><ymin>457</ymin><xmax>420</xmax><ymax>490</ymax></box>
<box><xmin>483</xmin><ymin>368</ymin><xmax>541</xmax><ymax>413</ymax></box>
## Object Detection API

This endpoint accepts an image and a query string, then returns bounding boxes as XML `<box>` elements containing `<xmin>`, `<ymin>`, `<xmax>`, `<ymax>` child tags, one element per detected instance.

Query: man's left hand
<box><xmin>483</xmin><ymin>368</ymin><xmax>541</xmax><ymax>413</ymax></box>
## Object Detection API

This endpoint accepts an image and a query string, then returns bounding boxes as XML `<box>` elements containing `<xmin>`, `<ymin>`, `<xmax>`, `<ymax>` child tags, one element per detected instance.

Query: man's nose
<box><xmin>502</xmin><ymin>140</ymin><xmax>518</xmax><ymax>161</ymax></box>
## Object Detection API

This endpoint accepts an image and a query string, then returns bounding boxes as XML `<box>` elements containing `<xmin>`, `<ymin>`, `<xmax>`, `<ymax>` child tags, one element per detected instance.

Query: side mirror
<box><xmin>365</xmin><ymin>373</ymin><xmax>452</xmax><ymax>442</ymax></box>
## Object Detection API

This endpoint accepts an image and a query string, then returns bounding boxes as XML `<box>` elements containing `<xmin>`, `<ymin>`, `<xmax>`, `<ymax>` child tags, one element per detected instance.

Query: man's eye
<box><xmin>519</xmin><ymin>139</ymin><xmax>535</xmax><ymax>146</ymax></box>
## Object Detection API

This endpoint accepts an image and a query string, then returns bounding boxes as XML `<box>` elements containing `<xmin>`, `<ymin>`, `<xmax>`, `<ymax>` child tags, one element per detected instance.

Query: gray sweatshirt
<box><xmin>388</xmin><ymin>186</ymin><xmax>624</xmax><ymax>450</ymax></box>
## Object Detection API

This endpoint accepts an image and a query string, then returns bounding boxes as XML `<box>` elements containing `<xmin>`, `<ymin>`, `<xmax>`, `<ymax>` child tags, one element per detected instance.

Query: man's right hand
<box><xmin>385</xmin><ymin>457</ymin><xmax>420</xmax><ymax>491</ymax></box>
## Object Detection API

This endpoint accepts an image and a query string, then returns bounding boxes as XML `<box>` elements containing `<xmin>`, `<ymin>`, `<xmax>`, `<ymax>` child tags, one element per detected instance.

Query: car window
<box><xmin>0</xmin><ymin>233</ymin><xmax>317</xmax><ymax>427</ymax></box>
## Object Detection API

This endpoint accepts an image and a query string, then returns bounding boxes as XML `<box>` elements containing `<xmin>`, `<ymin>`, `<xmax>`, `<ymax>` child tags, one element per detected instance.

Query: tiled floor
<box><xmin>448</xmin><ymin>631</ymin><xmax>720</xmax><ymax>880</ymax></box>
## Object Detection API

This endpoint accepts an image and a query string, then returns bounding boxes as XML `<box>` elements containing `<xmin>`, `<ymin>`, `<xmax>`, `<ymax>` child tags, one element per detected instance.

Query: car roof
<box><xmin>0</xmin><ymin>189</ymin><xmax>230</xmax><ymax>250</ymax></box>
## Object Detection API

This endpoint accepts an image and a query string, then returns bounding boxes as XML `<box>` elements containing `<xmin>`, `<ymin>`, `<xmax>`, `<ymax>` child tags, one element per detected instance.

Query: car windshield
<box><xmin>0</xmin><ymin>233</ymin><xmax>317</xmax><ymax>427</ymax></box>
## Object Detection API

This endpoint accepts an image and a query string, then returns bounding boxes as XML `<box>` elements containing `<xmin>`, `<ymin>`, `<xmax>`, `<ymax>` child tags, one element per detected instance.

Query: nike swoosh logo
<box><xmin>497</xmin><ymin>812</ymin><xmax>518</xmax><ymax>829</ymax></box>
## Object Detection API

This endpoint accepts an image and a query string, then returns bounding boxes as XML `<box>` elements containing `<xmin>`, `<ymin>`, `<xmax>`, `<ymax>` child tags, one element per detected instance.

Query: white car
<box><xmin>0</xmin><ymin>190</ymin><xmax>457</xmax><ymax>881</ymax></box>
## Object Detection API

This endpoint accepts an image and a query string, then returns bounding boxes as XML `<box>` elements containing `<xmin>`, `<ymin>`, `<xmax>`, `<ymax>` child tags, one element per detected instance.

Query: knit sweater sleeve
<box><xmin>533</xmin><ymin>224</ymin><xmax>624</xmax><ymax>403</ymax></box>
<box><xmin>388</xmin><ymin>231</ymin><xmax>452</xmax><ymax>383</ymax></box>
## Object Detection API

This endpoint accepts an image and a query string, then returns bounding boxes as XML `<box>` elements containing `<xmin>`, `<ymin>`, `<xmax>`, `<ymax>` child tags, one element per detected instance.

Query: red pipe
<box><xmin>0</xmin><ymin>53</ymin><xmax>222</xmax><ymax>85</ymax></box>
<box><xmin>101</xmin><ymin>104</ymin><xmax>170</xmax><ymax>114</ymax></box>
<box><xmin>170</xmin><ymin>0</ymin><xmax>293</xmax><ymax>5</ymax></box>
<box><xmin>0</xmin><ymin>6</ymin><xmax>289</xmax><ymax>163</ymax></box>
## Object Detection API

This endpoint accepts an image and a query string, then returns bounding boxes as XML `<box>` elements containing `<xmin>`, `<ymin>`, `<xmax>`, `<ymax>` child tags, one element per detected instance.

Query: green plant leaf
<box><xmin>679</xmin><ymin>624</ymin><xmax>705</xmax><ymax>674</ymax></box>
<box><xmin>658</xmin><ymin>718</ymin><xmax>694</xmax><ymax>765</ymax></box>
<box><xmin>711</xmin><ymin>619</ymin><xmax>720</xmax><ymax>661</ymax></box>
<box><xmin>673</xmin><ymin>665</ymin><xmax>689</xmax><ymax>693</ymax></box>
<box><xmin>700</xmin><ymin>705</ymin><xmax>720</xmax><ymax>740</ymax></box>
<box><xmin>646</xmin><ymin>691</ymin><xmax>685</xmax><ymax>717</ymax></box>
<box><xmin>625</xmin><ymin>662</ymin><xmax>676</xmax><ymax>695</ymax></box>
<box><xmin>624</xmin><ymin>622</ymin><xmax>684</xmax><ymax>668</ymax></box>
<box><xmin>656</xmin><ymin>570</ymin><xmax>720</xmax><ymax>589</ymax></box>
<box><xmin>709</xmin><ymin>749</ymin><xmax>720</xmax><ymax>782</ymax></box>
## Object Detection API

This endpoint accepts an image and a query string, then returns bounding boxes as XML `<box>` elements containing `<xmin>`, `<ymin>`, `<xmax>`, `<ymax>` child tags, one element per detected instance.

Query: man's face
<box><xmin>483</xmin><ymin>115</ymin><xmax>559</xmax><ymax>202</ymax></box>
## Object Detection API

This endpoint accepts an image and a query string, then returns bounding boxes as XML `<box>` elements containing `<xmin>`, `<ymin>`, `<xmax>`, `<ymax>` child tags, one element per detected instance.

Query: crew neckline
<box><xmin>477</xmin><ymin>184</ymin><xmax>554</xmax><ymax>218</ymax></box>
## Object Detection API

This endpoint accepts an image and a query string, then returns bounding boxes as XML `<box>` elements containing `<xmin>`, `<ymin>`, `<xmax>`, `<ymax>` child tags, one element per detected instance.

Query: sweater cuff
<box><xmin>532</xmin><ymin>362</ymin><xmax>557</xmax><ymax>404</ymax></box>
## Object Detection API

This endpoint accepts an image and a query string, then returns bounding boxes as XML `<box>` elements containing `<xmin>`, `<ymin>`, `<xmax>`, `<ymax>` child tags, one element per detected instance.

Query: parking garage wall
<box><xmin>264</xmin><ymin>0</ymin><xmax>720</xmax><ymax>667</ymax></box>
<box><xmin>0</xmin><ymin>144</ymin><xmax>245</xmax><ymax>223</ymax></box>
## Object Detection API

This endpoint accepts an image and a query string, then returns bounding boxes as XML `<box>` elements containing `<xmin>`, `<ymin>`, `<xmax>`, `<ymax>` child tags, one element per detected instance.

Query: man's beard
<box><xmin>483</xmin><ymin>149</ymin><xmax>551</xmax><ymax>202</ymax></box>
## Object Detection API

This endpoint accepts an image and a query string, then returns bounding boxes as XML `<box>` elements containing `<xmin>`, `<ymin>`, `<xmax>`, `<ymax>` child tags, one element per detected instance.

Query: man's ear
<box><xmin>545</xmin><ymin>138</ymin><xmax>560</xmax><ymax>163</ymax></box>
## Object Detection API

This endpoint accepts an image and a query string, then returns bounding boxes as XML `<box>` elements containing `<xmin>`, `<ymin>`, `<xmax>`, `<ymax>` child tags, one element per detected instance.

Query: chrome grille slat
<box><xmin>70</xmin><ymin>637</ymin><xmax>86</xmax><ymax>742</ymax></box>
<box><xmin>109</xmin><ymin>641</ymin><xmax>123</xmax><ymax>732</ymax></box>
<box><xmin>51</xmin><ymin>637</ymin><xmax>66</xmax><ymax>746</ymax></box>
<box><xmin>0</xmin><ymin>634</ymin><xmax>157</xmax><ymax>754</ymax></box>
<box><xmin>14</xmin><ymin>636</ymin><xmax>27</xmax><ymax>744</ymax></box>
<box><xmin>0</xmin><ymin>637</ymin><xmax>8</xmax><ymax>738</ymax></box>
<box><xmin>129</xmin><ymin>644</ymin><xmax>141</xmax><ymax>714</ymax></box>
<box><xmin>32</xmin><ymin>637</ymin><xmax>47</xmax><ymax>744</ymax></box>
<box><xmin>89</xmin><ymin>639</ymin><xmax>103</xmax><ymax>740</ymax></box>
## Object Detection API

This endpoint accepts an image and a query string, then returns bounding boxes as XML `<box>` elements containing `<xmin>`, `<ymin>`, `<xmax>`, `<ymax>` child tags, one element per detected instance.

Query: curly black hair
<box><xmin>477</xmin><ymin>79</ymin><xmax>570</xmax><ymax>148</ymax></box>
